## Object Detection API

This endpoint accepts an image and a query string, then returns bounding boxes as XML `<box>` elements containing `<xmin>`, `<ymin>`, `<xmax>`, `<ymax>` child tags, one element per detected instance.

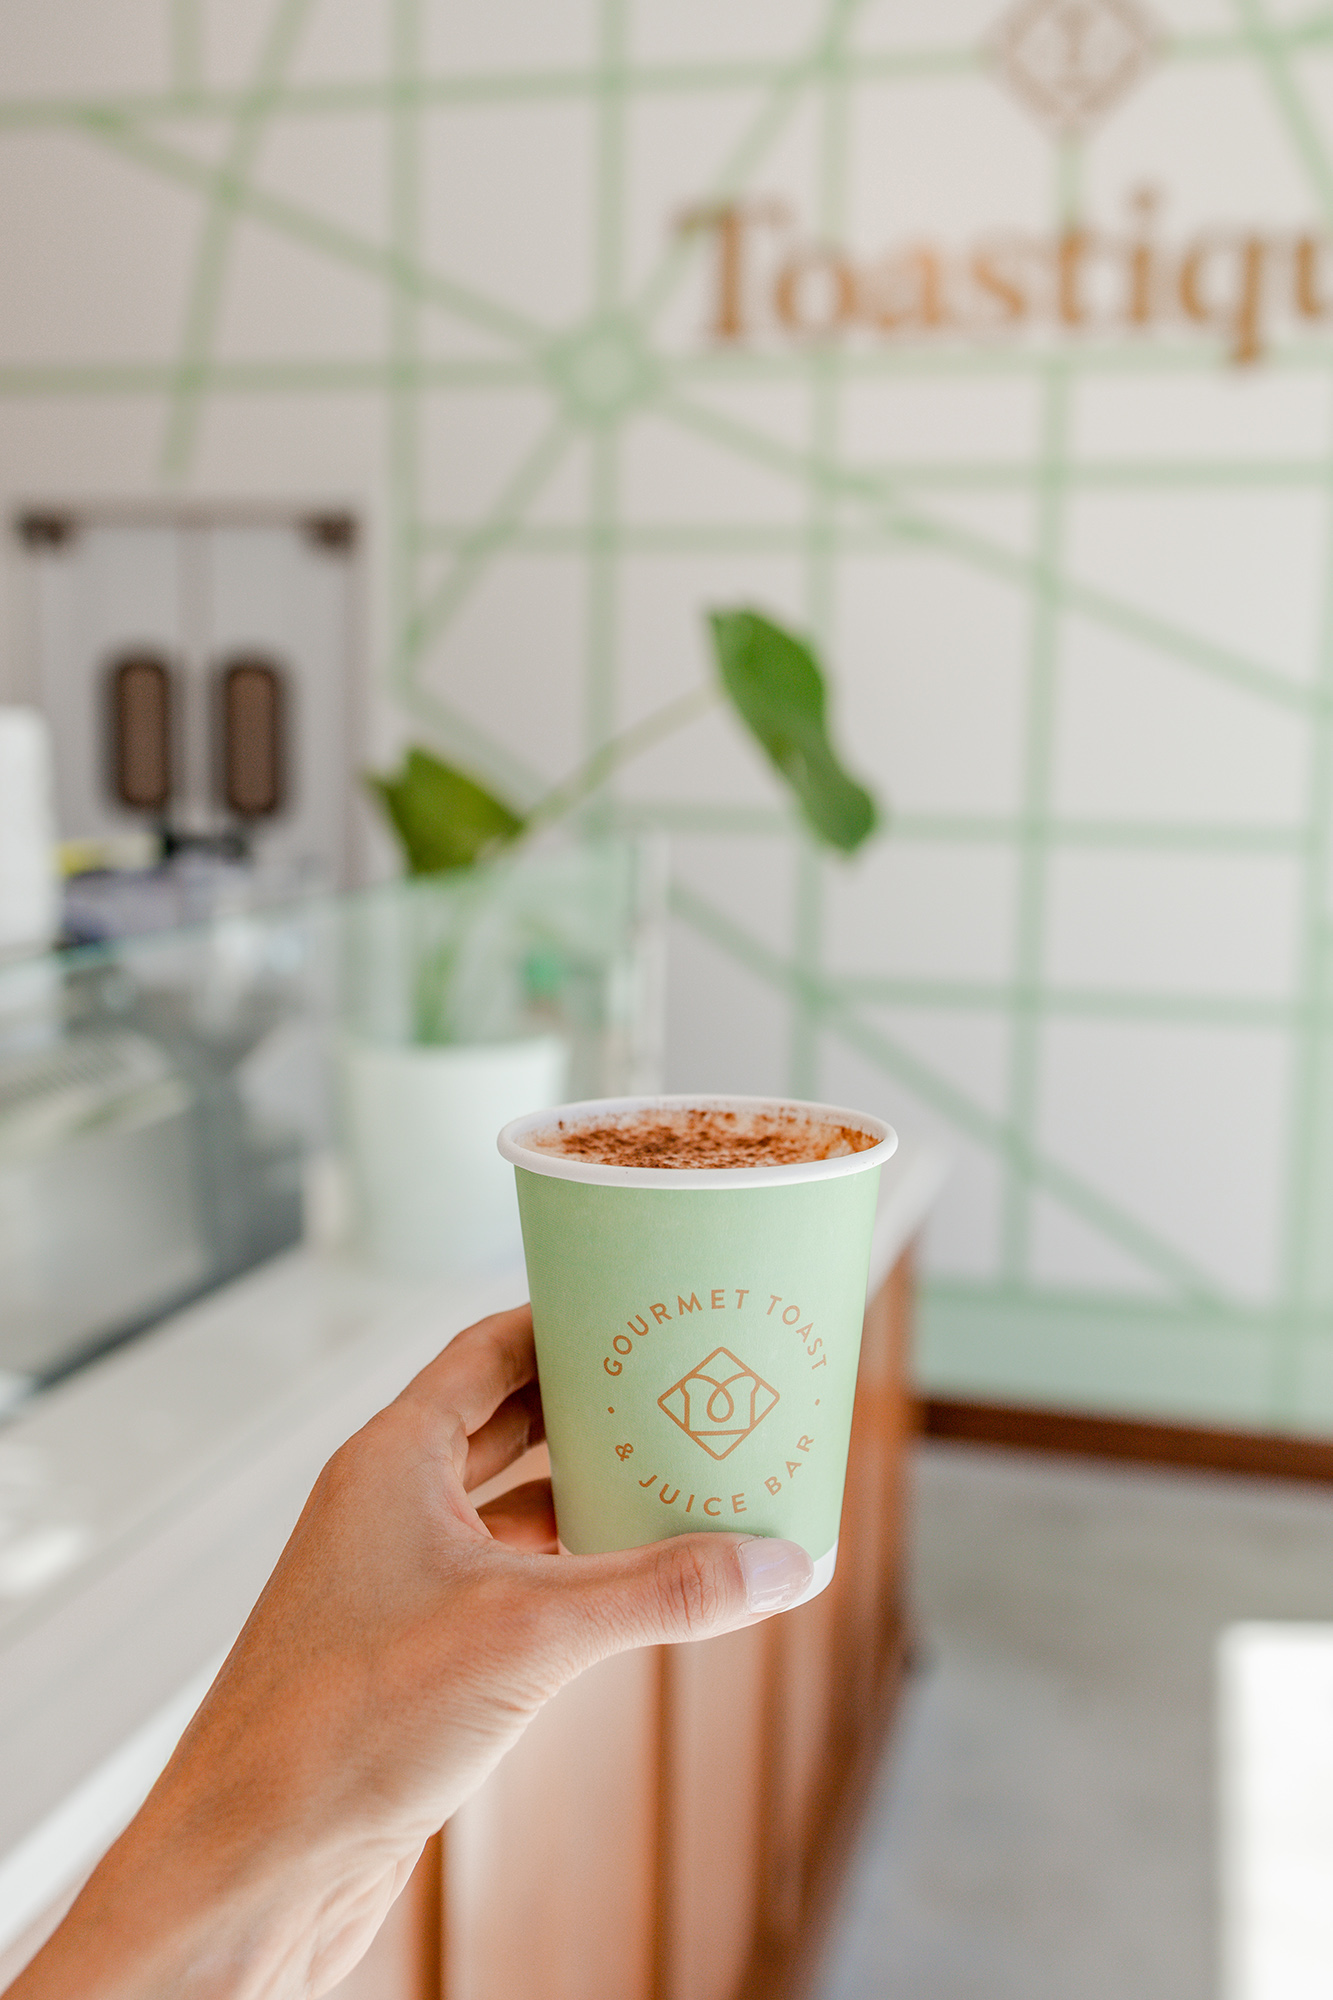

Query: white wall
<box><xmin>2</xmin><ymin>0</ymin><xmax>1331</xmax><ymax>1427</ymax></box>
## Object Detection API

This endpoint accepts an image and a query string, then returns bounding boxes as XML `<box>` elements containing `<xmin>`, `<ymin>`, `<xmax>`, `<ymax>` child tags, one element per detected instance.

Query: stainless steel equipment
<box><xmin>0</xmin><ymin>907</ymin><xmax>320</xmax><ymax>1406</ymax></box>
<box><xmin>0</xmin><ymin>1030</ymin><xmax>208</xmax><ymax>1398</ymax></box>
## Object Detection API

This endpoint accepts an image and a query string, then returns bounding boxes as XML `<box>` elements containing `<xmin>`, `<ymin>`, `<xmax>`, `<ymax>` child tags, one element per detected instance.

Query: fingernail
<box><xmin>738</xmin><ymin>1537</ymin><xmax>814</xmax><ymax>1614</ymax></box>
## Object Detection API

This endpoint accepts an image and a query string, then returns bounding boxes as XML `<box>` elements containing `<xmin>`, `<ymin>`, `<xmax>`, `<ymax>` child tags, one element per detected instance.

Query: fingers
<box><xmin>534</xmin><ymin>1534</ymin><xmax>814</xmax><ymax>1673</ymax></box>
<box><xmin>477</xmin><ymin>1480</ymin><xmax>558</xmax><ymax>1552</ymax></box>
<box><xmin>463</xmin><ymin>1380</ymin><xmax>545</xmax><ymax>1493</ymax></box>
<box><xmin>395</xmin><ymin>1305</ymin><xmax>536</xmax><ymax>1458</ymax></box>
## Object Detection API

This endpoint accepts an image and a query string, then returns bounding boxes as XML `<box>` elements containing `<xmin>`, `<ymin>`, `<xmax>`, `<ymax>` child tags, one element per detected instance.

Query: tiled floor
<box><xmin>815</xmin><ymin>1443</ymin><xmax>1333</xmax><ymax>2000</ymax></box>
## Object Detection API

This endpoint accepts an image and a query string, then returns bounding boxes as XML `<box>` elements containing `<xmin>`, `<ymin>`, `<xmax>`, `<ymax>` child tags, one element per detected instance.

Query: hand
<box><xmin>9</xmin><ymin>1304</ymin><xmax>812</xmax><ymax>2000</ymax></box>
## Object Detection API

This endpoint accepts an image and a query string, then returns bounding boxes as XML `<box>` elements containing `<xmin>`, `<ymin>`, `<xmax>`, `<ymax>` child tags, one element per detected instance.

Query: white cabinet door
<box><xmin>29</xmin><ymin>514</ymin><xmax>355</xmax><ymax>887</ymax></box>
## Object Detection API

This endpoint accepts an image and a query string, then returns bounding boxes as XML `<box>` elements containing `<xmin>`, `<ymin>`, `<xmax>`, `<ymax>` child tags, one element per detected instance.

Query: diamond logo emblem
<box><xmin>990</xmin><ymin>0</ymin><xmax>1158</xmax><ymax>135</ymax></box>
<box><xmin>658</xmin><ymin>1347</ymin><xmax>780</xmax><ymax>1461</ymax></box>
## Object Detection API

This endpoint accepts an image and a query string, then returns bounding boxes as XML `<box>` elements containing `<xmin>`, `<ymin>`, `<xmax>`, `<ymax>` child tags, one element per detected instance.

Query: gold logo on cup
<box><xmin>658</xmin><ymin>1347</ymin><xmax>779</xmax><ymax>1460</ymax></box>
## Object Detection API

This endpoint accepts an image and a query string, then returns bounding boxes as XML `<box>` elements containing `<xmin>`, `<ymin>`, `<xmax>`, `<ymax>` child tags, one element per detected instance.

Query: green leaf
<box><xmin>365</xmin><ymin>748</ymin><xmax>525</xmax><ymax>874</ymax></box>
<box><xmin>708</xmin><ymin>609</ymin><xmax>879</xmax><ymax>853</ymax></box>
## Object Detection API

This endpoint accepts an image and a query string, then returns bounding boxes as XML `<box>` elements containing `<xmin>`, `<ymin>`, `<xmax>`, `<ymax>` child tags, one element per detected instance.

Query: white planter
<box><xmin>339</xmin><ymin>1033</ymin><xmax>568</xmax><ymax>1278</ymax></box>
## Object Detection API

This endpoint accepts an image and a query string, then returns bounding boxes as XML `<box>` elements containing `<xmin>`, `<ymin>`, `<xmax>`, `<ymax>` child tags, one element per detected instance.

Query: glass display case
<box><xmin>0</xmin><ymin>838</ymin><xmax>662</xmax><ymax>1414</ymax></box>
<box><xmin>0</xmin><ymin>901</ymin><xmax>326</xmax><ymax>1412</ymax></box>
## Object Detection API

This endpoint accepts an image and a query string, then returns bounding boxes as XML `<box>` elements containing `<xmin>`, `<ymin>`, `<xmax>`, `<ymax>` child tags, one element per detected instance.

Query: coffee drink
<box><xmin>526</xmin><ymin>1103</ymin><xmax>878</xmax><ymax>1170</ymax></box>
<box><xmin>500</xmin><ymin>1092</ymin><xmax>895</xmax><ymax>1595</ymax></box>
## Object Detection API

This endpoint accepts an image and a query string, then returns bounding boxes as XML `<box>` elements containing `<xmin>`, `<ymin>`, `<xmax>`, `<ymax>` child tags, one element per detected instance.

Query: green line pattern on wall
<box><xmin>5</xmin><ymin>0</ymin><xmax>1333</xmax><ymax>1429</ymax></box>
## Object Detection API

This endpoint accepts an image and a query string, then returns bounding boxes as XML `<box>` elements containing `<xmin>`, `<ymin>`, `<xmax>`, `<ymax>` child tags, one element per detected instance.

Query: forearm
<box><xmin>6</xmin><ymin>1781</ymin><xmax>364</xmax><ymax>2000</ymax></box>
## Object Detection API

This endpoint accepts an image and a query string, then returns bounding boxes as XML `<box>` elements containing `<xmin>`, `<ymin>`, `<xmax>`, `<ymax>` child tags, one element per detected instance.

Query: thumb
<box><xmin>544</xmin><ymin>1533</ymin><xmax>815</xmax><ymax>1669</ymax></box>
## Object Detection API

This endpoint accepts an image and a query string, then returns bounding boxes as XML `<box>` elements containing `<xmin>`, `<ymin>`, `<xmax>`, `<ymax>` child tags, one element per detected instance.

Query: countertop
<box><xmin>0</xmin><ymin>1136</ymin><xmax>947</xmax><ymax>1954</ymax></box>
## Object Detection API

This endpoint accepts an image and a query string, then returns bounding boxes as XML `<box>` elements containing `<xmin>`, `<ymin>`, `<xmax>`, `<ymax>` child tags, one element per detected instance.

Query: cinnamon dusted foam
<box><xmin>525</xmin><ymin>1105</ymin><xmax>877</xmax><ymax>1170</ymax></box>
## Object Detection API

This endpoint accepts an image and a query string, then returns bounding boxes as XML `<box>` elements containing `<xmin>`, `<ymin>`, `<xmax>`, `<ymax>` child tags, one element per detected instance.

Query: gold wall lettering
<box><xmin>679</xmin><ymin>189</ymin><xmax>1333</xmax><ymax>366</ymax></box>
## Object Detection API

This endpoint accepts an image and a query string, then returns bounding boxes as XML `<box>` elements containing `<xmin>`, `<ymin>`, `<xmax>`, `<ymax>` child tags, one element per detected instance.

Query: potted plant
<box><xmin>342</xmin><ymin>609</ymin><xmax>879</xmax><ymax>1276</ymax></box>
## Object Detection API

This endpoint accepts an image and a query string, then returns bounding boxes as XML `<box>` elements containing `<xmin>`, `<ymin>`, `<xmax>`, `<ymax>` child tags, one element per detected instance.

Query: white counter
<box><xmin>0</xmin><ymin>1137</ymin><xmax>946</xmax><ymax>1955</ymax></box>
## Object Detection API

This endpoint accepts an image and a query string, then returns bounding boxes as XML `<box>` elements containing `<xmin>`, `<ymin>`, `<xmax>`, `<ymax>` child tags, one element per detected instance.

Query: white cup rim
<box><xmin>497</xmin><ymin>1092</ymin><xmax>897</xmax><ymax>1189</ymax></box>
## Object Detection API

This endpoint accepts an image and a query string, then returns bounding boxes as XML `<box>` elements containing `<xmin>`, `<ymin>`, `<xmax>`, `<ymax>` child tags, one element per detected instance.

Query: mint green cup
<box><xmin>497</xmin><ymin>1094</ymin><xmax>896</xmax><ymax>1605</ymax></box>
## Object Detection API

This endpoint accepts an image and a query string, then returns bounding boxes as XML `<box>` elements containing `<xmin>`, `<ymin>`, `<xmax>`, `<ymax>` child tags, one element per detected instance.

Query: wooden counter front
<box><xmin>335</xmin><ymin>1249</ymin><xmax>914</xmax><ymax>2000</ymax></box>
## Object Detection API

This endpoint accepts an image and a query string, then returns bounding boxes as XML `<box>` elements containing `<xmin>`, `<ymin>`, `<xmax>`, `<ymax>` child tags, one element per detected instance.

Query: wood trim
<box><xmin>736</xmin><ymin>1632</ymin><xmax>909</xmax><ymax>2000</ymax></box>
<box><xmin>416</xmin><ymin>1835</ymin><xmax>444</xmax><ymax>2000</ymax></box>
<box><xmin>651</xmin><ymin>1646</ymin><xmax>676</xmax><ymax>2000</ymax></box>
<box><xmin>734</xmin><ymin>1258</ymin><xmax>916</xmax><ymax>2000</ymax></box>
<box><xmin>921</xmin><ymin>1397</ymin><xmax>1333</xmax><ymax>1483</ymax></box>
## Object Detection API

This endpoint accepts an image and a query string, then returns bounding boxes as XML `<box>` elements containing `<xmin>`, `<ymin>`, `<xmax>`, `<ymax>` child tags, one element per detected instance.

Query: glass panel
<box><xmin>0</xmin><ymin>900</ymin><xmax>331</xmax><ymax>1409</ymax></box>
<box><xmin>338</xmin><ymin>838</ymin><xmax>664</xmax><ymax>1096</ymax></box>
<box><xmin>0</xmin><ymin>837</ymin><xmax>662</xmax><ymax>1415</ymax></box>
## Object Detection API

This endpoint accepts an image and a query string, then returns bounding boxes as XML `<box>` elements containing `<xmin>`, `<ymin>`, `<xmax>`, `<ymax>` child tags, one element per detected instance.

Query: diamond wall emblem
<box><xmin>990</xmin><ymin>0</ymin><xmax>1158</xmax><ymax>134</ymax></box>
<box><xmin>658</xmin><ymin>1348</ymin><xmax>780</xmax><ymax>1461</ymax></box>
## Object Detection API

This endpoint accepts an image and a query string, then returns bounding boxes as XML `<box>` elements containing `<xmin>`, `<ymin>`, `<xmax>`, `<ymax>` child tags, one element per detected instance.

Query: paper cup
<box><xmin>497</xmin><ymin>1094</ymin><xmax>896</xmax><ymax>1604</ymax></box>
